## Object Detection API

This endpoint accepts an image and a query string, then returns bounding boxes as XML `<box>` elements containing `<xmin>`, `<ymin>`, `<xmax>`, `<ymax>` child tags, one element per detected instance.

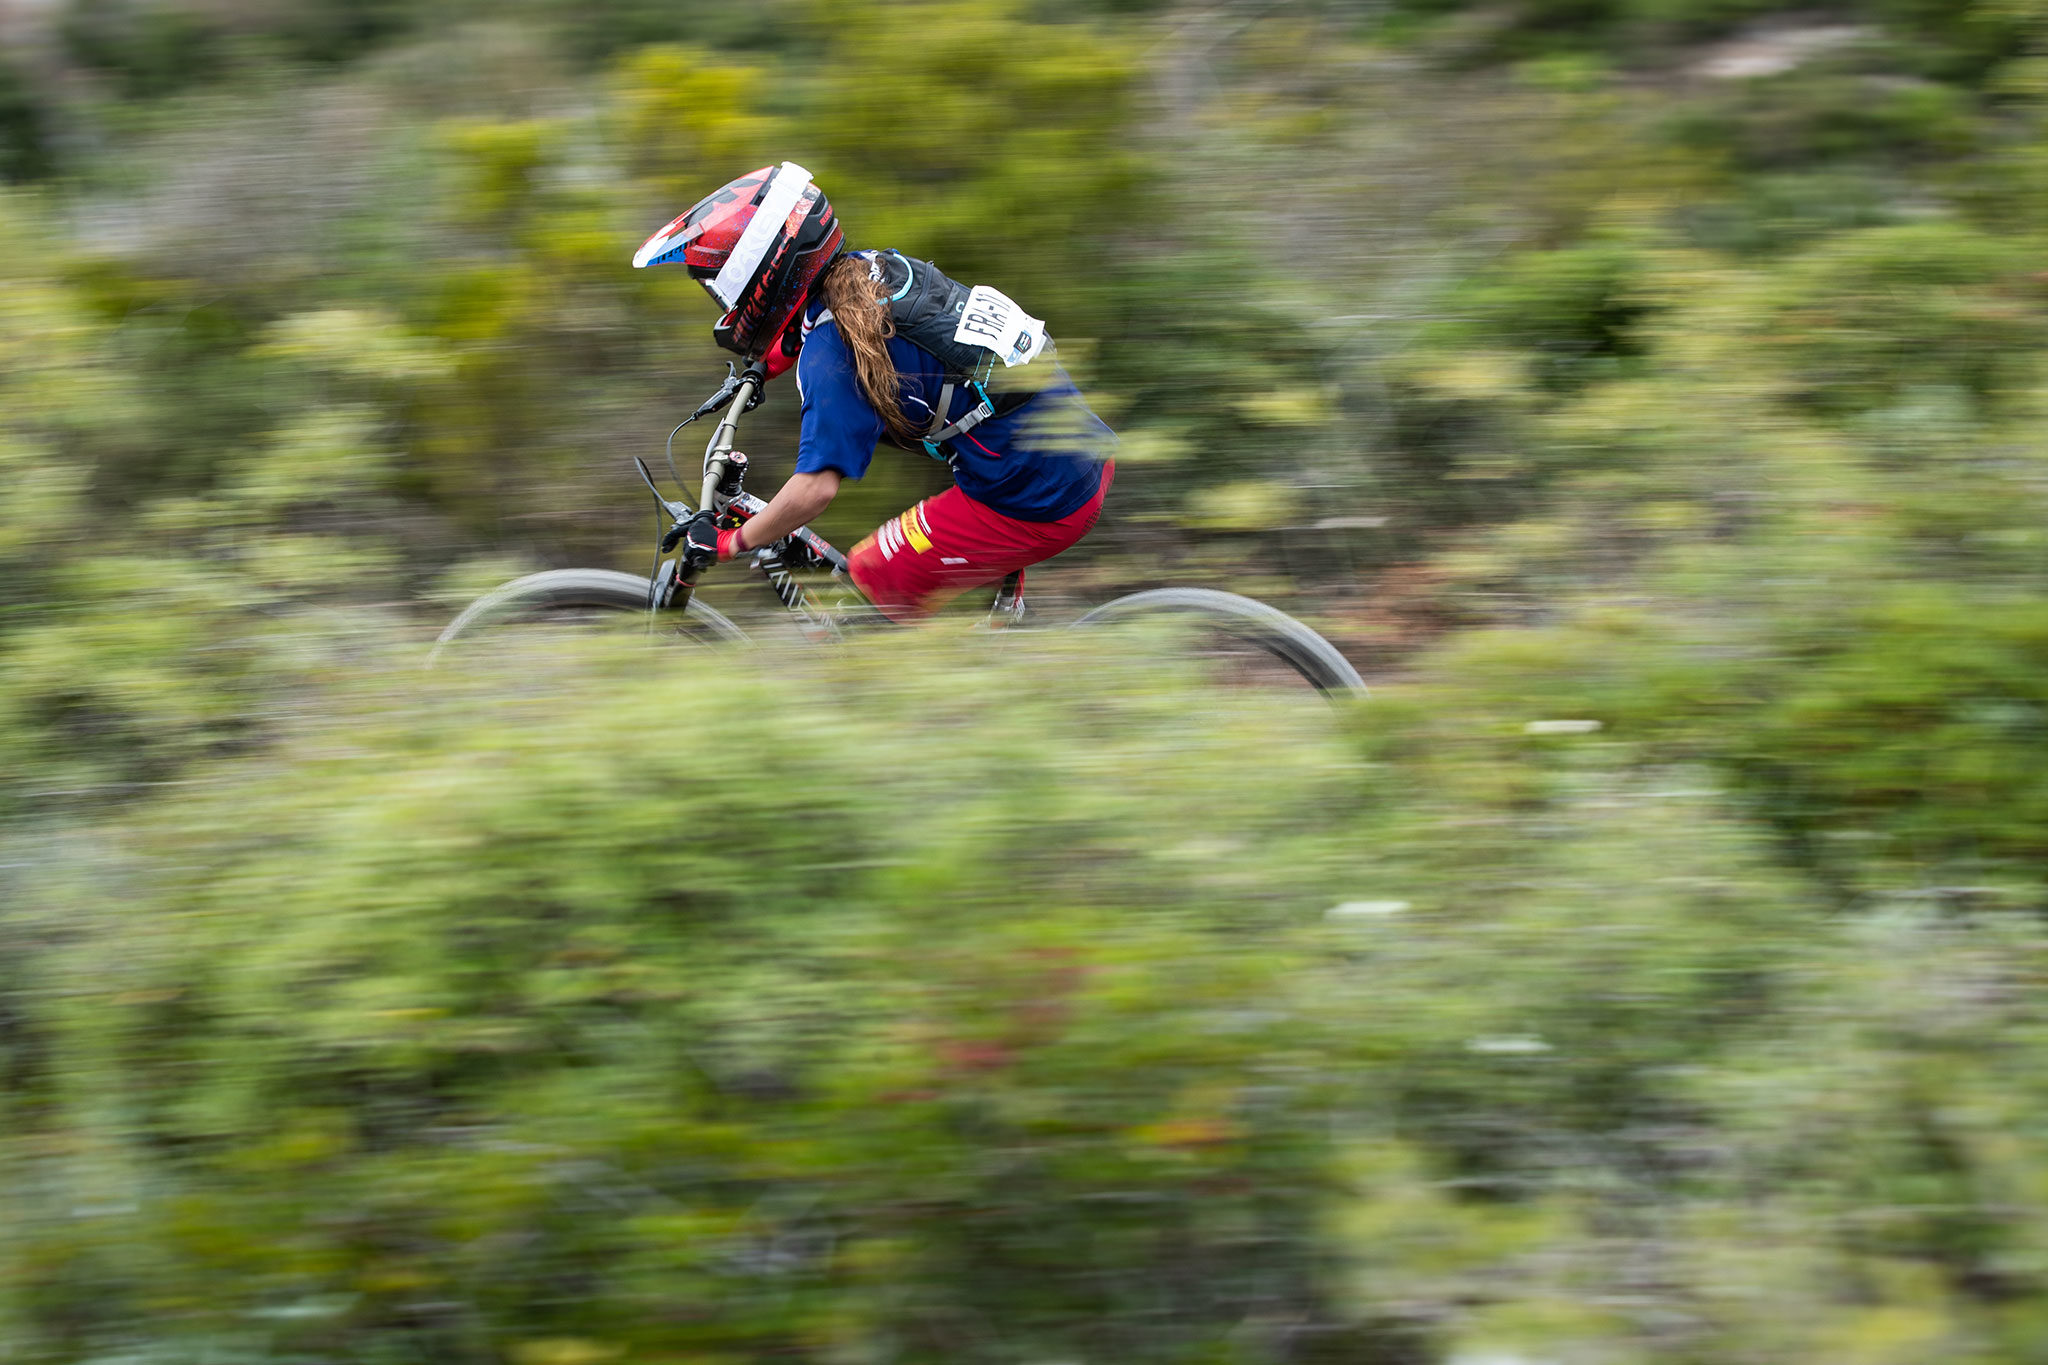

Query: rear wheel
<box><xmin>427</xmin><ymin>568</ymin><xmax>748</xmax><ymax>667</ymax></box>
<box><xmin>1071</xmin><ymin>588</ymin><xmax>1365</xmax><ymax>697</ymax></box>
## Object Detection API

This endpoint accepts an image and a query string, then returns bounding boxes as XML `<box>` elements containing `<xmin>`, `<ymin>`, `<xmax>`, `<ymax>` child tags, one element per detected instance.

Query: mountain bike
<box><xmin>431</xmin><ymin>363</ymin><xmax>1366</xmax><ymax>696</ymax></box>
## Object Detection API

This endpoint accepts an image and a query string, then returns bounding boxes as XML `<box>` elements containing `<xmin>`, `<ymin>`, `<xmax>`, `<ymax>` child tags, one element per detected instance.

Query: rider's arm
<box><xmin>737</xmin><ymin>469</ymin><xmax>841</xmax><ymax>552</ymax></box>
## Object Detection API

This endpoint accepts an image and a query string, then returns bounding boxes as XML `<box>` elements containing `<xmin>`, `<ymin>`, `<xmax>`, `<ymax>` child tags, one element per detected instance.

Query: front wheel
<box><xmin>1071</xmin><ymin>588</ymin><xmax>1366</xmax><ymax>697</ymax></box>
<box><xmin>427</xmin><ymin>567</ymin><xmax>748</xmax><ymax>667</ymax></box>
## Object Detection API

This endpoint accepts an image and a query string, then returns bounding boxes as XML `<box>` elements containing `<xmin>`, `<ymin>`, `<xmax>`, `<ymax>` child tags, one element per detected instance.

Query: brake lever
<box><xmin>634</xmin><ymin>457</ymin><xmax>691</xmax><ymax>521</ymax></box>
<box><xmin>678</xmin><ymin>362</ymin><xmax>766</xmax><ymax>429</ymax></box>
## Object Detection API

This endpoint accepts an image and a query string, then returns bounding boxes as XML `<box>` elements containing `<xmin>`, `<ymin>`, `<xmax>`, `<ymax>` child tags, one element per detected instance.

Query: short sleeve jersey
<box><xmin>792</xmin><ymin>258</ymin><xmax>1113</xmax><ymax>523</ymax></box>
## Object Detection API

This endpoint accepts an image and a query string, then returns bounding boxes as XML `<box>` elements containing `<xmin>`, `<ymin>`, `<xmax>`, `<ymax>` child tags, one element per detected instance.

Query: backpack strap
<box><xmin>920</xmin><ymin>381</ymin><xmax>986</xmax><ymax>458</ymax></box>
<box><xmin>880</xmin><ymin>250</ymin><xmax>914</xmax><ymax>303</ymax></box>
<box><xmin>917</xmin><ymin>380</ymin><xmax>1041</xmax><ymax>460</ymax></box>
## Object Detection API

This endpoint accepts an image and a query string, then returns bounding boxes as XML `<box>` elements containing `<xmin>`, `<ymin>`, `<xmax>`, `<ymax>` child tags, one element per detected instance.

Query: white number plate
<box><xmin>952</xmin><ymin>285</ymin><xmax>1049</xmax><ymax>367</ymax></box>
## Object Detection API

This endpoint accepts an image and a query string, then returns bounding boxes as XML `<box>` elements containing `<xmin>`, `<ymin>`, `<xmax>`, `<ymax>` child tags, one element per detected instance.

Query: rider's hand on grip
<box><xmin>675</xmin><ymin>510</ymin><xmax>721</xmax><ymax>565</ymax></box>
<box><xmin>673</xmin><ymin>510</ymin><xmax>745</xmax><ymax>566</ymax></box>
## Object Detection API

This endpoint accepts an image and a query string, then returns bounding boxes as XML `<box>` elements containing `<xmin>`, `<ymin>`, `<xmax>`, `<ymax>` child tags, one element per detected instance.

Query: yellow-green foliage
<box><xmin>808</xmin><ymin>0</ymin><xmax>1142</xmax><ymax>306</ymax></box>
<box><xmin>9</xmin><ymin>630</ymin><xmax>2048</xmax><ymax>1362</ymax></box>
<box><xmin>4</xmin><ymin>636</ymin><xmax>1370</xmax><ymax>1362</ymax></box>
<box><xmin>9</xmin><ymin>0</ymin><xmax>2048</xmax><ymax>1358</ymax></box>
<box><xmin>610</xmin><ymin>46</ymin><xmax>781</xmax><ymax>202</ymax></box>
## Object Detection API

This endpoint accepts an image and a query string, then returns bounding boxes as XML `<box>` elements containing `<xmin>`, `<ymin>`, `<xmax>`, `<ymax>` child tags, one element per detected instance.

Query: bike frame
<box><xmin>651</xmin><ymin>364</ymin><xmax>1023</xmax><ymax>637</ymax></box>
<box><xmin>435</xmin><ymin>368</ymin><xmax>1363</xmax><ymax>695</ymax></box>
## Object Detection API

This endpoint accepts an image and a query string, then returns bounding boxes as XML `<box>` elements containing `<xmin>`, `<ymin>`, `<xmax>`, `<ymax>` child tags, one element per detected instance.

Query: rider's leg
<box><xmin>849</xmin><ymin>463</ymin><xmax>1112</xmax><ymax>622</ymax></box>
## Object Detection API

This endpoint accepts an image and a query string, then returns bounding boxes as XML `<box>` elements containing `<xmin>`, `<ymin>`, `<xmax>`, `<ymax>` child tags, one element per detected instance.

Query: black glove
<box><xmin>664</xmin><ymin>510</ymin><xmax>722</xmax><ymax>562</ymax></box>
<box><xmin>666</xmin><ymin>510</ymin><xmax>747</xmax><ymax>565</ymax></box>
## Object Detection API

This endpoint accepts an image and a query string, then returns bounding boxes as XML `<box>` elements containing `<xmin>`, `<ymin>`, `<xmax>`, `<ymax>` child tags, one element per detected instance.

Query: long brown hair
<box><xmin>818</xmin><ymin>253</ymin><xmax>922</xmax><ymax>447</ymax></box>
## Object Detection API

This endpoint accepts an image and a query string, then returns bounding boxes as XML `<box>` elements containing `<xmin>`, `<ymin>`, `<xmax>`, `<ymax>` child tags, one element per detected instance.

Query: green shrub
<box><xmin>0</xmin><ymin>60</ymin><xmax>53</xmax><ymax>183</ymax></box>
<box><xmin>1677</xmin><ymin>169</ymin><xmax>1902</xmax><ymax>254</ymax></box>
<box><xmin>59</xmin><ymin>0</ymin><xmax>225</xmax><ymax>100</ymax></box>
<box><xmin>553</xmin><ymin>0</ymin><xmax>797</xmax><ymax>64</ymax></box>
<box><xmin>1431</xmin><ymin>244</ymin><xmax>1656</xmax><ymax>395</ymax></box>
<box><xmin>1752</xmin><ymin>223</ymin><xmax>2045</xmax><ymax>419</ymax></box>
<box><xmin>1734</xmin><ymin>587</ymin><xmax>2048</xmax><ymax>889</ymax></box>
<box><xmin>0</xmin><ymin>635</ymin><xmax>1377</xmax><ymax>1363</ymax></box>
<box><xmin>1664</xmin><ymin>70</ymin><xmax>1981</xmax><ymax>174</ymax></box>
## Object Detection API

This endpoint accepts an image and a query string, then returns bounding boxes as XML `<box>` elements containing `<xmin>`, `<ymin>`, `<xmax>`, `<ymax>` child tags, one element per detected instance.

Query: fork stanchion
<box><xmin>700</xmin><ymin>366</ymin><xmax>763</xmax><ymax>514</ymax></box>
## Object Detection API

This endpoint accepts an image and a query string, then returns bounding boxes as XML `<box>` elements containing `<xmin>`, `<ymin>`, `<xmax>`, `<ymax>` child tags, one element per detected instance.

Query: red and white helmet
<box><xmin>634</xmin><ymin>161</ymin><xmax>843</xmax><ymax>378</ymax></box>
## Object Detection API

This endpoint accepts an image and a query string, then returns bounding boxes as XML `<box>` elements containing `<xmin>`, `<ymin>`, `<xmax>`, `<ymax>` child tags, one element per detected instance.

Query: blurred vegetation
<box><xmin>7</xmin><ymin>0</ymin><xmax>2048</xmax><ymax>1359</ymax></box>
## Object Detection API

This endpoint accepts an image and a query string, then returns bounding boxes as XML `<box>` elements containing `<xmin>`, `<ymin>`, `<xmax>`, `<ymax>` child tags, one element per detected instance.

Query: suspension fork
<box><xmin>668</xmin><ymin>365</ymin><xmax>764</xmax><ymax>615</ymax></box>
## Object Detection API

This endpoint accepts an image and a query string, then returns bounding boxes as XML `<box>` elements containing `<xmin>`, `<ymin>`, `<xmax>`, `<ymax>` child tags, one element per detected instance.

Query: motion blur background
<box><xmin>7</xmin><ymin>1</ymin><xmax>2048</xmax><ymax>1361</ymax></box>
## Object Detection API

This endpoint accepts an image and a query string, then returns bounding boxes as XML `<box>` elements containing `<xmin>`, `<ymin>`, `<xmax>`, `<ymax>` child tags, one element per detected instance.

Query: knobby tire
<box><xmin>435</xmin><ymin>575</ymin><xmax>1361</xmax><ymax>698</ymax></box>
<box><xmin>428</xmin><ymin>568</ymin><xmax>748</xmax><ymax>666</ymax></box>
<box><xmin>1071</xmin><ymin>588</ymin><xmax>1366</xmax><ymax>697</ymax></box>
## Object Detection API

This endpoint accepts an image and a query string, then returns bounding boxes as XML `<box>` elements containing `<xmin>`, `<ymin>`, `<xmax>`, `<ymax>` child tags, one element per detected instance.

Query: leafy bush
<box><xmin>24</xmin><ymin>625</ymin><xmax>2037</xmax><ymax>1364</ymax></box>
<box><xmin>0</xmin><ymin>60</ymin><xmax>53</xmax><ymax>182</ymax></box>
<box><xmin>59</xmin><ymin>0</ymin><xmax>429</xmax><ymax>96</ymax></box>
<box><xmin>59</xmin><ymin>0</ymin><xmax>225</xmax><ymax>99</ymax></box>
<box><xmin>1370</xmin><ymin>0</ymin><xmax>2038</xmax><ymax>78</ymax></box>
<box><xmin>1430</xmin><ymin>243</ymin><xmax>1656</xmax><ymax>395</ymax></box>
<box><xmin>1</xmin><ymin>635</ymin><xmax>1376</xmax><ymax>1363</ymax></box>
<box><xmin>1750</xmin><ymin>223</ymin><xmax>2045</xmax><ymax>420</ymax></box>
<box><xmin>1664</xmin><ymin>69</ymin><xmax>1982</xmax><ymax>174</ymax></box>
<box><xmin>1734</xmin><ymin>587</ymin><xmax>2048</xmax><ymax>888</ymax></box>
<box><xmin>552</xmin><ymin>0</ymin><xmax>798</xmax><ymax>64</ymax></box>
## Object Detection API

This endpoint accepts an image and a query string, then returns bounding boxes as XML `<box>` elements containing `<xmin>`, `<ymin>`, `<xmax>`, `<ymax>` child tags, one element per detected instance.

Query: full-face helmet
<box><xmin>633</xmin><ymin>161</ymin><xmax>842</xmax><ymax>378</ymax></box>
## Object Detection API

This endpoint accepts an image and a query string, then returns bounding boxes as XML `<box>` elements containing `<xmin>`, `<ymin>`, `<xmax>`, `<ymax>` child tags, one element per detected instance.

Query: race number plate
<box><xmin>953</xmin><ymin>285</ymin><xmax>1049</xmax><ymax>367</ymax></box>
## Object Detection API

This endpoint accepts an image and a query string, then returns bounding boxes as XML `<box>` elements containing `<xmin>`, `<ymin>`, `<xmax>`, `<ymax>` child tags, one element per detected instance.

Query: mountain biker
<box><xmin>633</xmin><ymin>161</ymin><xmax>1115</xmax><ymax>621</ymax></box>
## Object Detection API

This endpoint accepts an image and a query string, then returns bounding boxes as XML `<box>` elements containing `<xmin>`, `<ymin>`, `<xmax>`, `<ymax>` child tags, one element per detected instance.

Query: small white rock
<box><xmin>1328</xmin><ymin>900</ymin><xmax>1410</xmax><ymax>919</ymax></box>
<box><xmin>1465</xmin><ymin>1035</ymin><xmax>1553</xmax><ymax>1055</ymax></box>
<box><xmin>1524</xmin><ymin>719</ymin><xmax>1602</xmax><ymax>735</ymax></box>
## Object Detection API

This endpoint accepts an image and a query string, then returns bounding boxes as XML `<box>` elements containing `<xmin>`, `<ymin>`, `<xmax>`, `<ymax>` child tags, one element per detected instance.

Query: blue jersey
<box><xmin>792</xmin><ymin>284</ymin><xmax>1113</xmax><ymax>523</ymax></box>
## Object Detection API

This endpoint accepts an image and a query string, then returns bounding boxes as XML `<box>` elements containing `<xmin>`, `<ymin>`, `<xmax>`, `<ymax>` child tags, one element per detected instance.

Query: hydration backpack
<box><xmin>863</xmin><ymin>251</ymin><xmax>1054</xmax><ymax>459</ymax></box>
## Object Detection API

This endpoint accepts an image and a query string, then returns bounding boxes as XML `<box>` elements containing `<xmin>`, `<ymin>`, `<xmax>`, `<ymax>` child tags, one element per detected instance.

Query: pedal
<box><xmin>988</xmin><ymin>570</ymin><xmax>1028</xmax><ymax>625</ymax></box>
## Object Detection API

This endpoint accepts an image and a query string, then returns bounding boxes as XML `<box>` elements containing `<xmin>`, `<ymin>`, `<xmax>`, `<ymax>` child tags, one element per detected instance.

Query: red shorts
<box><xmin>849</xmin><ymin>463</ymin><xmax>1113</xmax><ymax>621</ymax></box>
